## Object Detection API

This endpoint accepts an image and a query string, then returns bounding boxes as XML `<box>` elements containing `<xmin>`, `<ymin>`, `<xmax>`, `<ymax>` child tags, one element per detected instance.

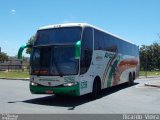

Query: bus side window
<box><xmin>80</xmin><ymin>27</ymin><xmax>93</xmax><ymax>74</ymax></box>
<box><xmin>94</xmin><ymin>29</ymin><xmax>118</xmax><ymax>53</ymax></box>
<box><xmin>104</xmin><ymin>34</ymin><xmax>117</xmax><ymax>53</ymax></box>
<box><xmin>94</xmin><ymin>29</ymin><xmax>104</xmax><ymax>50</ymax></box>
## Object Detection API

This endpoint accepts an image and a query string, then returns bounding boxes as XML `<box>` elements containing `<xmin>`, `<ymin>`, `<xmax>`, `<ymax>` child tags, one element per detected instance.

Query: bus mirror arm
<box><xmin>18</xmin><ymin>45</ymin><xmax>28</xmax><ymax>60</ymax></box>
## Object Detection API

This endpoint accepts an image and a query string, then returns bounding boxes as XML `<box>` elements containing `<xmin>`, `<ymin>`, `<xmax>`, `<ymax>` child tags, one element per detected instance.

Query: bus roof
<box><xmin>39</xmin><ymin>23</ymin><xmax>137</xmax><ymax>46</ymax></box>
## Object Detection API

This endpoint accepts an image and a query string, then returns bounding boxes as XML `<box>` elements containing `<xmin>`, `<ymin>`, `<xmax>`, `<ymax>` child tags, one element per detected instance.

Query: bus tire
<box><xmin>128</xmin><ymin>73</ymin><xmax>133</xmax><ymax>86</ymax></box>
<box><xmin>133</xmin><ymin>72</ymin><xmax>136</xmax><ymax>80</ymax></box>
<box><xmin>91</xmin><ymin>78</ymin><xmax>101</xmax><ymax>99</ymax></box>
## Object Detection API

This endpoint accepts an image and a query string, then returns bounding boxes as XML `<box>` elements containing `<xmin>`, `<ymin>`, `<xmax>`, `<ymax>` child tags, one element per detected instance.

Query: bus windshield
<box><xmin>31</xmin><ymin>27</ymin><xmax>82</xmax><ymax>76</ymax></box>
<box><xmin>31</xmin><ymin>45</ymin><xmax>79</xmax><ymax>76</ymax></box>
<box><xmin>34</xmin><ymin>27</ymin><xmax>82</xmax><ymax>45</ymax></box>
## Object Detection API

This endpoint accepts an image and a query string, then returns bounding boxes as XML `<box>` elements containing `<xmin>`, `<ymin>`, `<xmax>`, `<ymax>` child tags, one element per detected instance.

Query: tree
<box><xmin>139</xmin><ymin>41</ymin><xmax>160</xmax><ymax>71</ymax></box>
<box><xmin>0</xmin><ymin>52</ymin><xmax>8</xmax><ymax>62</ymax></box>
<box><xmin>26</xmin><ymin>35</ymin><xmax>35</xmax><ymax>54</ymax></box>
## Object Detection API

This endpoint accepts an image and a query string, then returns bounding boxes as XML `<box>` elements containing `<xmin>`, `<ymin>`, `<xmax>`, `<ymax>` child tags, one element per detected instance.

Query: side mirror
<box><xmin>75</xmin><ymin>40</ymin><xmax>81</xmax><ymax>59</ymax></box>
<box><xmin>18</xmin><ymin>45</ymin><xmax>28</xmax><ymax>60</ymax></box>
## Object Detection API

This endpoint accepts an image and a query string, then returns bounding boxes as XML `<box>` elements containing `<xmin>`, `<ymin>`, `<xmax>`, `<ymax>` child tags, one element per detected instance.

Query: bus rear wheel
<box><xmin>91</xmin><ymin>79</ymin><xmax>101</xmax><ymax>99</ymax></box>
<box><xmin>132</xmin><ymin>72</ymin><xmax>136</xmax><ymax>80</ymax></box>
<box><xmin>128</xmin><ymin>73</ymin><xmax>133</xmax><ymax>86</ymax></box>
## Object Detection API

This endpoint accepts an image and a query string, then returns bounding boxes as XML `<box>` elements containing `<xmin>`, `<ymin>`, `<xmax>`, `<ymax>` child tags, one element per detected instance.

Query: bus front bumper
<box><xmin>30</xmin><ymin>83</ymin><xmax>80</xmax><ymax>96</ymax></box>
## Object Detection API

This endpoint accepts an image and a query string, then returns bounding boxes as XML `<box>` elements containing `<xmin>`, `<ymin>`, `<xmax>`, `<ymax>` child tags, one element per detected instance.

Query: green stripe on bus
<box><xmin>107</xmin><ymin>57</ymin><xmax>120</xmax><ymax>87</ymax></box>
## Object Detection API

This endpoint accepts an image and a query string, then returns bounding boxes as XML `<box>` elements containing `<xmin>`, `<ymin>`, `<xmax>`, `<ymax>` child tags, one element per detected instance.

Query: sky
<box><xmin>0</xmin><ymin>0</ymin><xmax>160</xmax><ymax>57</ymax></box>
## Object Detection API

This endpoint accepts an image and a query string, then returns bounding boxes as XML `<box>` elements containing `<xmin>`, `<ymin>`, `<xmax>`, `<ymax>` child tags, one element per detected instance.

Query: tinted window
<box><xmin>51</xmin><ymin>46</ymin><xmax>79</xmax><ymax>75</ymax></box>
<box><xmin>31</xmin><ymin>47</ymin><xmax>51</xmax><ymax>75</ymax></box>
<box><xmin>31</xmin><ymin>46</ymin><xmax>79</xmax><ymax>76</ymax></box>
<box><xmin>34</xmin><ymin>27</ymin><xmax>82</xmax><ymax>46</ymax></box>
<box><xmin>80</xmin><ymin>27</ymin><xmax>93</xmax><ymax>74</ymax></box>
<box><xmin>94</xmin><ymin>30</ymin><xmax>104</xmax><ymax>50</ymax></box>
<box><xmin>94</xmin><ymin>29</ymin><xmax>117</xmax><ymax>52</ymax></box>
<box><xmin>94</xmin><ymin>29</ymin><xmax>138</xmax><ymax>56</ymax></box>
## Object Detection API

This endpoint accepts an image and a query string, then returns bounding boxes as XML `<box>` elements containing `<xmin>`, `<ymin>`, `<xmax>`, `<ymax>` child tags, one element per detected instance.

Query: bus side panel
<box><xmin>92</xmin><ymin>50</ymin><xmax>139</xmax><ymax>89</ymax></box>
<box><xmin>79</xmin><ymin>75</ymin><xmax>94</xmax><ymax>95</ymax></box>
<box><xmin>79</xmin><ymin>55</ymin><xmax>95</xmax><ymax>96</ymax></box>
<box><xmin>102</xmin><ymin>54</ymin><xmax>139</xmax><ymax>88</ymax></box>
<box><xmin>79</xmin><ymin>50</ymin><xmax>105</xmax><ymax>96</ymax></box>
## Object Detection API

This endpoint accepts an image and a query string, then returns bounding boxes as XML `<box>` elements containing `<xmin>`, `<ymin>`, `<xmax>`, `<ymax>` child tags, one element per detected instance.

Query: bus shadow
<box><xmin>10</xmin><ymin>82</ymin><xmax>138</xmax><ymax>110</ymax></box>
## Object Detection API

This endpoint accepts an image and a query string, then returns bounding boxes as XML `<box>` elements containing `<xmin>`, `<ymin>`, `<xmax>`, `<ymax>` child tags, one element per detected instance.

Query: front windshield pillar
<box><xmin>80</xmin><ymin>27</ymin><xmax>93</xmax><ymax>74</ymax></box>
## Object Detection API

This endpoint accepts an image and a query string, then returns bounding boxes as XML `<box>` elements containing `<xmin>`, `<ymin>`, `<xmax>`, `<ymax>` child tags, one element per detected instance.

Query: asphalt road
<box><xmin>0</xmin><ymin>77</ymin><xmax>160</xmax><ymax>114</ymax></box>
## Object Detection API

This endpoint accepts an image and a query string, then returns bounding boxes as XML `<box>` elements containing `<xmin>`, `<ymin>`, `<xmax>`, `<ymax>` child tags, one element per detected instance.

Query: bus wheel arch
<box><xmin>91</xmin><ymin>76</ymin><xmax>101</xmax><ymax>99</ymax></box>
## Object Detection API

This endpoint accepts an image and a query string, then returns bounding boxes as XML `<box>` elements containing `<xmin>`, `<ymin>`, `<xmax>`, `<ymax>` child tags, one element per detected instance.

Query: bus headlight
<box><xmin>31</xmin><ymin>82</ymin><xmax>38</xmax><ymax>86</ymax></box>
<box><xmin>63</xmin><ymin>82</ymin><xmax>78</xmax><ymax>87</ymax></box>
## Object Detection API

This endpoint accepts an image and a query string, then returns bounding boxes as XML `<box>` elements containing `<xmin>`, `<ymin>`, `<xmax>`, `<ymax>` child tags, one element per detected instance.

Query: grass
<box><xmin>140</xmin><ymin>71</ymin><xmax>160</xmax><ymax>76</ymax></box>
<box><xmin>0</xmin><ymin>70</ymin><xmax>160</xmax><ymax>79</ymax></box>
<box><xmin>0</xmin><ymin>70</ymin><xmax>29</xmax><ymax>79</ymax></box>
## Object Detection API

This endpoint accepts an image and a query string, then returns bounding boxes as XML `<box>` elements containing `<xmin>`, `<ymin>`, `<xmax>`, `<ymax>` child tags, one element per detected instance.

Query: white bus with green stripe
<box><xmin>18</xmin><ymin>23</ymin><xmax>139</xmax><ymax>98</ymax></box>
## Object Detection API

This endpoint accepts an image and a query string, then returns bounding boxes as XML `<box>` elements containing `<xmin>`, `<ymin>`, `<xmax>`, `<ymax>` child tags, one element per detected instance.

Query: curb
<box><xmin>144</xmin><ymin>83</ymin><xmax>160</xmax><ymax>88</ymax></box>
<box><xmin>0</xmin><ymin>78</ymin><xmax>29</xmax><ymax>81</ymax></box>
<box><xmin>138</xmin><ymin>76</ymin><xmax>160</xmax><ymax>79</ymax></box>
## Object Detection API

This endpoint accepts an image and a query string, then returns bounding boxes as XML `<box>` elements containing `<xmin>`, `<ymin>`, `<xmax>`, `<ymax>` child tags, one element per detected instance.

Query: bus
<box><xmin>18</xmin><ymin>23</ymin><xmax>139</xmax><ymax>98</ymax></box>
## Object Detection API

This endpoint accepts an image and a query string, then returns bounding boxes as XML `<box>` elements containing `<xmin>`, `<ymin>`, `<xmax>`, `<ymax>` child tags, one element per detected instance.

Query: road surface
<box><xmin>0</xmin><ymin>77</ymin><xmax>160</xmax><ymax>114</ymax></box>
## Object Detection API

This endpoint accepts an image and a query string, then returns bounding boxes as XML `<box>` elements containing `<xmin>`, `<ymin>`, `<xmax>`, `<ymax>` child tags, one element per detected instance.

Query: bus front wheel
<box><xmin>91</xmin><ymin>78</ymin><xmax>101</xmax><ymax>99</ymax></box>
